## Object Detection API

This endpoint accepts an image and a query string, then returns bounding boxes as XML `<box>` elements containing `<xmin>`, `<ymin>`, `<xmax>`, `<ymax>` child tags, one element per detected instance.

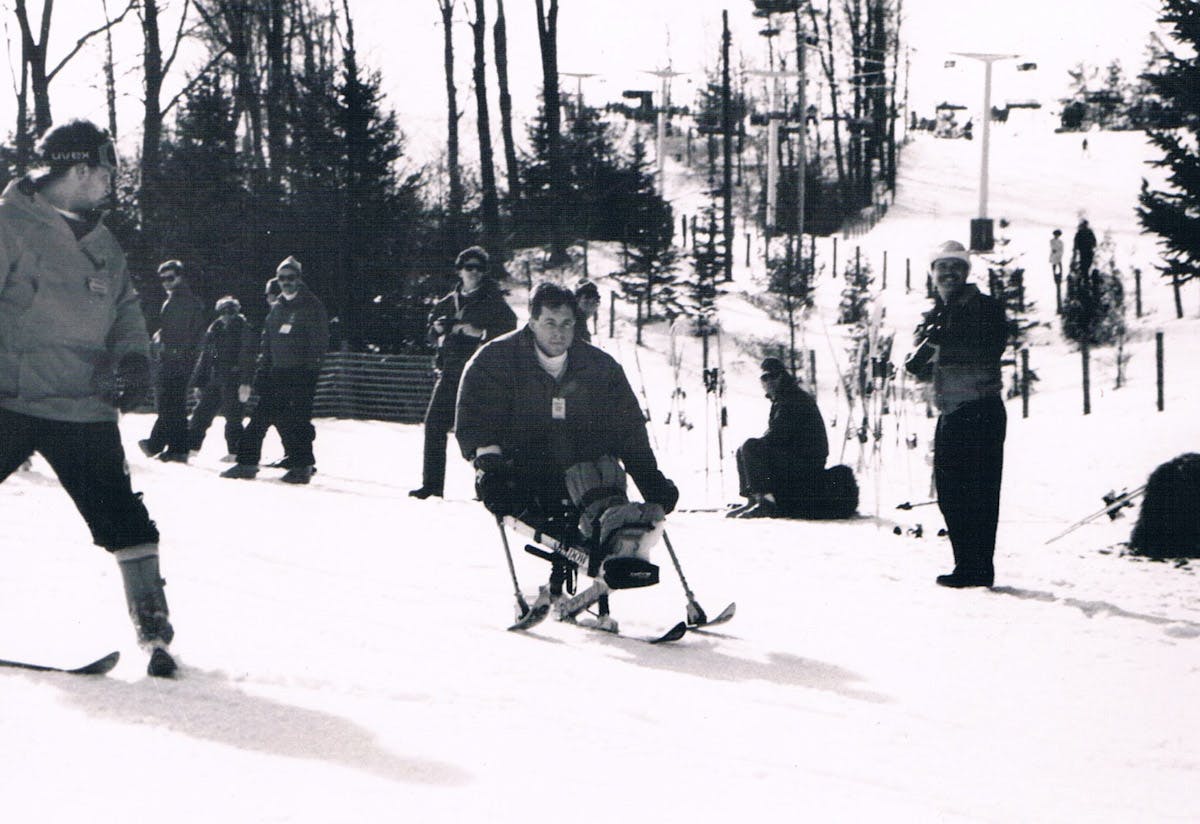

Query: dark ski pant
<box><xmin>420</xmin><ymin>369</ymin><xmax>462</xmax><ymax>494</ymax></box>
<box><xmin>934</xmin><ymin>396</ymin><xmax>1006</xmax><ymax>582</ymax></box>
<box><xmin>145</xmin><ymin>360</ymin><xmax>191</xmax><ymax>454</ymax></box>
<box><xmin>0</xmin><ymin>407</ymin><xmax>159</xmax><ymax>551</ymax></box>
<box><xmin>236</xmin><ymin>368</ymin><xmax>319</xmax><ymax>468</ymax></box>
<box><xmin>736</xmin><ymin>437</ymin><xmax>823</xmax><ymax>506</ymax></box>
<box><xmin>188</xmin><ymin>374</ymin><xmax>245</xmax><ymax>454</ymax></box>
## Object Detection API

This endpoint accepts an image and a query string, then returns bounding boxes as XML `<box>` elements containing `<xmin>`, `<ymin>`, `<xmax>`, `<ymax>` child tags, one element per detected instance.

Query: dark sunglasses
<box><xmin>276</xmin><ymin>274</ymin><xmax>299</xmax><ymax>283</ymax></box>
<box><xmin>159</xmin><ymin>274</ymin><xmax>179</xmax><ymax>281</ymax></box>
<box><xmin>459</xmin><ymin>264</ymin><xmax>484</xmax><ymax>272</ymax></box>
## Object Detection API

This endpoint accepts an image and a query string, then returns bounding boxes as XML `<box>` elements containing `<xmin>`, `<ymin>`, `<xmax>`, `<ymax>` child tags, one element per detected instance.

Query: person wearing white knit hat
<box><xmin>913</xmin><ymin>239</ymin><xmax>1009</xmax><ymax>588</ymax></box>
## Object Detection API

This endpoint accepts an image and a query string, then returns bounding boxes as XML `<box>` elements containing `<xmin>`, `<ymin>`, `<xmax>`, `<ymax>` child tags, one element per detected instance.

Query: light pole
<box><xmin>953</xmin><ymin>52</ymin><xmax>1018</xmax><ymax>251</ymax></box>
<box><xmin>642</xmin><ymin>68</ymin><xmax>687</xmax><ymax>196</ymax></box>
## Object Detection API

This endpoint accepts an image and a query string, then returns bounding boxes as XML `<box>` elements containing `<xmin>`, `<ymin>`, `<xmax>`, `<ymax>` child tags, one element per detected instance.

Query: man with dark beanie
<box><xmin>409</xmin><ymin>246</ymin><xmax>516</xmax><ymax>499</ymax></box>
<box><xmin>222</xmin><ymin>256</ymin><xmax>329</xmax><ymax>484</ymax></box>
<box><xmin>0</xmin><ymin>119</ymin><xmax>176</xmax><ymax>676</ymax></box>
<box><xmin>728</xmin><ymin>358</ymin><xmax>829</xmax><ymax>519</ymax></box>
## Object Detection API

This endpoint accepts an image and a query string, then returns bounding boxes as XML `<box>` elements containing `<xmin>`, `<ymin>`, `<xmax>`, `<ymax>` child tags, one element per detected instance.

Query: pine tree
<box><xmin>1137</xmin><ymin>0</ymin><xmax>1200</xmax><ymax>308</ymax></box>
<box><xmin>982</xmin><ymin>220</ymin><xmax>1037</xmax><ymax>397</ymax></box>
<box><xmin>610</xmin><ymin>135</ymin><xmax>680</xmax><ymax>320</ymax></box>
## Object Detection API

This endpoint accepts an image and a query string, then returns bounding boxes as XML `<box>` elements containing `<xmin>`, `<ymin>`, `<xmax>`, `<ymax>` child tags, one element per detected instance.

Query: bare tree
<box><xmin>493</xmin><ymin>0</ymin><xmax>520</xmax><ymax>208</ymax></box>
<box><xmin>808</xmin><ymin>0</ymin><xmax>847</xmax><ymax>200</ymax></box>
<box><xmin>469</xmin><ymin>0</ymin><xmax>499</xmax><ymax>253</ymax></box>
<box><xmin>12</xmin><ymin>0</ymin><xmax>136</xmax><ymax>152</ymax></box>
<box><xmin>438</xmin><ymin>0</ymin><xmax>464</xmax><ymax>250</ymax></box>
<box><xmin>534</xmin><ymin>0</ymin><xmax>567</xmax><ymax>264</ymax></box>
<box><xmin>194</xmin><ymin>0</ymin><xmax>266</xmax><ymax>181</ymax></box>
<box><xmin>100</xmin><ymin>0</ymin><xmax>119</xmax><ymax>139</ymax></box>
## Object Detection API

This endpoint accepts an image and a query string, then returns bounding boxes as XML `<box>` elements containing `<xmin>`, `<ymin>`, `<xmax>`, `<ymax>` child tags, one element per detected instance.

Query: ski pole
<box><xmin>495</xmin><ymin>517</ymin><xmax>531</xmax><ymax>618</ymax></box>
<box><xmin>662</xmin><ymin>531</ymin><xmax>707</xmax><ymax>626</ymax></box>
<box><xmin>1044</xmin><ymin>484</ymin><xmax>1147</xmax><ymax>545</ymax></box>
<box><xmin>896</xmin><ymin>499</ymin><xmax>938</xmax><ymax>510</ymax></box>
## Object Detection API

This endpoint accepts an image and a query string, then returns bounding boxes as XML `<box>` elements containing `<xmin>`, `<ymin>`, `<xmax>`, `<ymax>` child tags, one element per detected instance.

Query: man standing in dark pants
<box><xmin>0</xmin><ymin>119</ymin><xmax>176</xmax><ymax>676</ymax></box>
<box><xmin>187</xmin><ymin>296</ymin><xmax>256</xmax><ymax>460</ymax></box>
<box><xmin>409</xmin><ymin>246</ymin><xmax>516</xmax><ymax>499</ymax></box>
<box><xmin>917</xmin><ymin>240</ymin><xmax>1008</xmax><ymax>588</ymax></box>
<box><xmin>139</xmin><ymin>259</ymin><xmax>207</xmax><ymax>463</ymax></box>
<box><xmin>221</xmin><ymin>256</ymin><xmax>328</xmax><ymax>484</ymax></box>
<box><xmin>1072</xmin><ymin>218</ymin><xmax>1097</xmax><ymax>279</ymax></box>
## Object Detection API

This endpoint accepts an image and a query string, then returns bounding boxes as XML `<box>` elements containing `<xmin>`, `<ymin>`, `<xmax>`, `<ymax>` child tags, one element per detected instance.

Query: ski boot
<box><xmin>115</xmin><ymin>544</ymin><xmax>177</xmax><ymax>678</ymax></box>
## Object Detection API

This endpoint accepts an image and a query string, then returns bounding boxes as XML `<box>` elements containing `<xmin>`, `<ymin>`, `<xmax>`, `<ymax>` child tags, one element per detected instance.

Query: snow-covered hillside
<box><xmin>2</xmin><ymin>128</ymin><xmax>1197</xmax><ymax>823</ymax></box>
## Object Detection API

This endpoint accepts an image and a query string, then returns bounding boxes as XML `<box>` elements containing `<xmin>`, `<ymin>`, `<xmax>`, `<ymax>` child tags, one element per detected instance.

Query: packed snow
<box><xmin>2</xmin><ymin>126</ymin><xmax>1198</xmax><ymax>822</ymax></box>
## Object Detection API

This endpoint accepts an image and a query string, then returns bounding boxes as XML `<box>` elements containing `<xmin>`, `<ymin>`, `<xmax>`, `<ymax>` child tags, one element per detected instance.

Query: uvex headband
<box><xmin>44</xmin><ymin>139</ymin><xmax>118</xmax><ymax>170</ymax></box>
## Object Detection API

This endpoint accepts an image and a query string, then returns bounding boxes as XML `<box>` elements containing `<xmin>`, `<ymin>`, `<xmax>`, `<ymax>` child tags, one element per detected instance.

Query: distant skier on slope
<box><xmin>912</xmin><ymin>241</ymin><xmax>1008</xmax><ymax>588</ymax></box>
<box><xmin>455</xmin><ymin>282</ymin><xmax>679</xmax><ymax>625</ymax></box>
<box><xmin>0</xmin><ymin>120</ymin><xmax>177</xmax><ymax>676</ymax></box>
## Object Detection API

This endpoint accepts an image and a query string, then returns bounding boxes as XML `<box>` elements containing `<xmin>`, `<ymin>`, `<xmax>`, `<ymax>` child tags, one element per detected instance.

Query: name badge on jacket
<box><xmin>278</xmin><ymin>323</ymin><xmax>293</xmax><ymax>334</ymax></box>
<box><xmin>551</xmin><ymin>397</ymin><xmax>566</xmax><ymax>419</ymax></box>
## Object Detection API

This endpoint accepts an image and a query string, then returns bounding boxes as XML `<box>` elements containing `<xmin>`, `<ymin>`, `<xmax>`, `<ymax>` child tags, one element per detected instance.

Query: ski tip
<box><xmin>651</xmin><ymin>621</ymin><xmax>688</xmax><ymax>644</ymax></box>
<box><xmin>507</xmin><ymin>604</ymin><xmax>550</xmax><ymax>632</ymax></box>
<box><xmin>688</xmin><ymin>602</ymin><xmax>736</xmax><ymax>629</ymax></box>
<box><xmin>73</xmin><ymin>651</ymin><xmax>121</xmax><ymax>675</ymax></box>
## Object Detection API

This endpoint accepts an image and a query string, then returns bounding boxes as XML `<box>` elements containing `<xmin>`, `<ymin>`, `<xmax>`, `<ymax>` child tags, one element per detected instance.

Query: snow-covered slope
<box><xmin>2</xmin><ymin>128</ymin><xmax>1197</xmax><ymax>823</ymax></box>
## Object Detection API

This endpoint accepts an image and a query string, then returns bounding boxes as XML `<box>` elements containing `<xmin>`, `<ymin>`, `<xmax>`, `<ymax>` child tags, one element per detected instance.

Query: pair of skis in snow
<box><xmin>498</xmin><ymin>516</ymin><xmax>735</xmax><ymax>644</ymax></box>
<box><xmin>0</xmin><ymin>650</ymin><xmax>120</xmax><ymax>676</ymax></box>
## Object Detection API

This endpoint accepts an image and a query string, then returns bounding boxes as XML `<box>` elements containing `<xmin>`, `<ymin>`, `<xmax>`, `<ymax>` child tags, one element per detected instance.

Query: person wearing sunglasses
<box><xmin>138</xmin><ymin>260</ymin><xmax>207</xmax><ymax>463</ymax></box>
<box><xmin>222</xmin><ymin>256</ymin><xmax>329</xmax><ymax>485</ymax></box>
<box><xmin>0</xmin><ymin>119</ymin><xmax>177</xmax><ymax>676</ymax></box>
<box><xmin>409</xmin><ymin>246</ymin><xmax>516</xmax><ymax>500</ymax></box>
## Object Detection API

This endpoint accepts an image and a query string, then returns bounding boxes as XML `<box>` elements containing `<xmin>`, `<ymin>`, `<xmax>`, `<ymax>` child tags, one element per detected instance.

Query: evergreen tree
<box><xmin>982</xmin><ymin>221</ymin><xmax>1037</xmax><ymax>397</ymax></box>
<box><xmin>610</xmin><ymin>135</ymin><xmax>680</xmax><ymax>320</ymax></box>
<box><xmin>1136</xmin><ymin>0</ymin><xmax>1200</xmax><ymax>303</ymax></box>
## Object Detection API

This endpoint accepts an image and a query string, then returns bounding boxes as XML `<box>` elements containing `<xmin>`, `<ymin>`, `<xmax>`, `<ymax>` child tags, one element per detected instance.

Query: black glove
<box><xmin>113</xmin><ymin>353</ymin><xmax>152</xmax><ymax>413</ymax></box>
<box><xmin>638</xmin><ymin>470</ymin><xmax>679</xmax><ymax>514</ymax></box>
<box><xmin>432</xmin><ymin>316</ymin><xmax>453</xmax><ymax>336</ymax></box>
<box><xmin>916</xmin><ymin>305</ymin><xmax>946</xmax><ymax>346</ymax></box>
<box><xmin>474</xmin><ymin>454</ymin><xmax>521</xmax><ymax>516</ymax></box>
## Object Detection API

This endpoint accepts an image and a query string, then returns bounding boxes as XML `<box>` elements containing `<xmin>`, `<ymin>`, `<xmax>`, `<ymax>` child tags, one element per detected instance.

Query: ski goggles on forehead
<box><xmin>44</xmin><ymin>139</ymin><xmax>118</xmax><ymax>170</ymax></box>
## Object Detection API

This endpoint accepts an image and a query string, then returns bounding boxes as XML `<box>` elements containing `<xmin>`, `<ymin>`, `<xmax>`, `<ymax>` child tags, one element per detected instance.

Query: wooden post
<box><xmin>608</xmin><ymin>291</ymin><xmax>616</xmax><ymax>338</ymax></box>
<box><xmin>1020</xmin><ymin>349</ymin><xmax>1030</xmax><ymax>419</ymax></box>
<box><xmin>832</xmin><ymin>236</ymin><xmax>838</xmax><ymax>279</ymax></box>
<box><xmin>635</xmin><ymin>295</ymin><xmax>643</xmax><ymax>346</ymax></box>
<box><xmin>905</xmin><ymin>258</ymin><xmax>911</xmax><ymax>293</ymax></box>
<box><xmin>1134</xmin><ymin>267</ymin><xmax>1142</xmax><ymax>319</ymax></box>
<box><xmin>882</xmin><ymin>251</ymin><xmax>888</xmax><ymax>289</ymax></box>
<box><xmin>1081</xmin><ymin>342</ymin><xmax>1091</xmax><ymax>415</ymax></box>
<box><xmin>746</xmin><ymin>232</ymin><xmax>751</xmax><ymax>267</ymax></box>
<box><xmin>1156</xmin><ymin>331</ymin><xmax>1164</xmax><ymax>411</ymax></box>
<box><xmin>810</xmin><ymin>235</ymin><xmax>817</xmax><ymax>280</ymax></box>
<box><xmin>681</xmin><ymin>215</ymin><xmax>688</xmax><ymax>248</ymax></box>
<box><xmin>1173</xmin><ymin>272</ymin><xmax>1183</xmax><ymax>319</ymax></box>
<box><xmin>855</xmin><ymin>246</ymin><xmax>861</xmax><ymax>283</ymax></box>
<box><xmin>808</xmin><ymin>349</ymin><xmax>817</xmax><ymax>393</ymax></box>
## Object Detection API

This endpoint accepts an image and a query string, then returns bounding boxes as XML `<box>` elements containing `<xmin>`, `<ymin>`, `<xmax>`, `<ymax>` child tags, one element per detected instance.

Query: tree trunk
<box><xmin>810</xmin><ymin>1</ymin><xmax>846</xmax><ymax>203</ymax></box>
<box><xmin>721</xmin><ymin>11</ymin><xmax>733</xmax><ymax>282</ymax></box>
<box><xmin>141</xmin><ymin>0</ymin><xmax>166</xmax><ymax>249</ymax></box>
<box><xmin>439</xmin><ymin>0</ymin><xmax>464</xmax><ymax>252</ymax></box>
<box><xmin>535</xmin><ymin>0</ymin><xmax>567</xmax><ymax>265</ymax></box>
<box><xmin>265</xmin><ymin>0</ymin><xmax>289</xmax><ymax>192</ymax></box>
<box><xmin>470</xmin><ymin>0</ymin><xmax>499</xmax><ymax>254</ymax></box>
<box><xmin>15</xmin><ymin>0</ymin><xmax>54</xmax><ymax>136</ymax></box>
<box><xmin>101</xmin><ymin>0</ymin><xmax>119</xmax><ymax>139</ymax></box>
<box><xmin>493</xmin><ymin>0</ymin><xmax>521</xmax><ymax>211</ymax></box>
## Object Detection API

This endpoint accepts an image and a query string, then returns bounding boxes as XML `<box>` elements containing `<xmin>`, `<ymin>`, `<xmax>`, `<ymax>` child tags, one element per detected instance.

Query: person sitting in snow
<box><xmin>728</xmin><ymin>358</ymin><xmax>830</xmax><ymax>519</ymax></box>
<box><xmin>455</xmin><ymin>281</ymin><xmax>679</xmax><ymax>625</ymax></box>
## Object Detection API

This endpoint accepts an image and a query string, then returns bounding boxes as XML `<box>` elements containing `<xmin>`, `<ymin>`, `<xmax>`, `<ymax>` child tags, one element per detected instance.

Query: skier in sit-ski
<box><xmin>455</xmin><ymin>282</ymin><xmax>679</xmax><ymax>631</ymax></box>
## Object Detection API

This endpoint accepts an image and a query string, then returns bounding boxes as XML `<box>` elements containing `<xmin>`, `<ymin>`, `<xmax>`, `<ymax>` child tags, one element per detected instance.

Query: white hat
<box><xmin>276</xmin><ymin>255</ymin><xmax>303</xmax><ymax>276</ymax></box>
<box><xmin>929</xmin><ymin>240</ymin><xmax>971</xmax><ymax>271</ymax></box>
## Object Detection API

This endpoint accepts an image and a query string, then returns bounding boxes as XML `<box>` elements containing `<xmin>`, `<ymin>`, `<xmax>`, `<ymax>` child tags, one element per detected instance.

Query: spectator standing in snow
<box><xmin>409</xmin><ymin>246</ymin><xmax>517</xmax><ymax>499</ymax></box>
<box><xmin>573</xmin><ymin>279</ymin><xmax>601</xmax><ymax>343</ymax></box>
<box><xmin>728</xmin><ymin>358</ymin><xmax>829</xmax><ymax>519</ymax></box>
<box><xmin>916</xmin><ymin>241</ymin><xmax>1008</xmax><ymax>588</ymax></box>
<box><xmin>187</xmin><ymin>296</ymin><xmax>256</xmax><ymax>460</ymax></box>
<box><xmin>0</xmin><ymin>119</ymin><xmax>176</xmax><ymax>675</ymax></box>
<box><xmin>1072</xmin><ymin>219</ymin><xmax>1097</xmax><ymax>279</ymax></box>
<box><xmin>139</xmin><ymin>259</ymin><xmax>207</xmax><ymax>463</ymax></box>
<box><xmin>456</xmin><ymin>282</ymin><xmax>679</xmax><ymax>616</ymax></box>
<box><xmin>221</xmin><ymin>256</ymin><xmax>329</xmax><ymax>484</ymax></box>
<box><xmin>1049</xmin><ymin>229</ymin><xmax>1064</xmax><ymax>313</ymax></box>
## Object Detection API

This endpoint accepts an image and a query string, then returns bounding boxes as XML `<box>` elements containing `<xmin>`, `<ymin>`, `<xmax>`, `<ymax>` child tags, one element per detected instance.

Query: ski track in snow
<box><xmin>1</xmin><ymin>129</ymin><xmax>1198</xmax><ymax>823</ymax></box>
